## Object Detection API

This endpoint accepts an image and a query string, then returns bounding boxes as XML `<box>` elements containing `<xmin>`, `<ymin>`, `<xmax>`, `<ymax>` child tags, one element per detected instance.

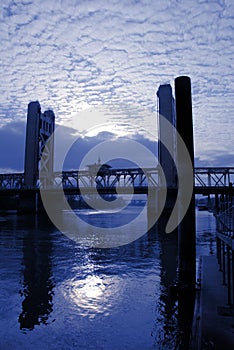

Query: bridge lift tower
<box><xmin>157</xmin><ymin>83</ymin><xmax>177</xmax><ymax>189</ymax></box>
<box><xmin>24</xmin><ymin>101</ymin><xmax>55</xmax><ymax>187</ymax></box>
<box><xmin>157</xmin><ymin>77</ymin><xmax>196</xmax><ymax>293</ymax></box>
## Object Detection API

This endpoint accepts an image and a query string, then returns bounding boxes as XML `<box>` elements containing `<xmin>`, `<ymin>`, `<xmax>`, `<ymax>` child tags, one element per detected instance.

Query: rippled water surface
<box><xmin>0</xmin><ymin>207</ymin><xmax>216</xmax><ymax>349</ymax></box>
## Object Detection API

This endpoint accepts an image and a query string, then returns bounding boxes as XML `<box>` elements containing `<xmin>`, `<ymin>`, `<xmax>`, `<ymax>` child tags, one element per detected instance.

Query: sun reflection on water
<box><xmin>62</xmin><ymin>274</ymin><xmax>122</xmax><ymax>319</ymax></box>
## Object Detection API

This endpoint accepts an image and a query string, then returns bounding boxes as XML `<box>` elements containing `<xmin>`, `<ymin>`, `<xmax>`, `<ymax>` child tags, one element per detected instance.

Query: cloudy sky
<box><xmin>0</xmin><ymin>0</ymin><xmax>233</xmax><ymax>172</ymax></box>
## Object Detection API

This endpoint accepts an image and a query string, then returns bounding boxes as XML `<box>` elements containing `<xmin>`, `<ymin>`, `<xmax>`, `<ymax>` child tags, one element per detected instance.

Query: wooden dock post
<box><xmin>175</xmin><ymin>76</ymin><xmax>196</xmax><ymax>290</ymax></box>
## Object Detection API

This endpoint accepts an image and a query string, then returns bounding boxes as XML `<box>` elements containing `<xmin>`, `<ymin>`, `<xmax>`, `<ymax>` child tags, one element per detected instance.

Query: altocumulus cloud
<box><xmin>0</xmin><ymin>0</ymin><xmax>233</xmax><ymax>167</ymax></box>
<box><xmin>0</xmin><ymin>119</ymin><xmax>158</xmax><ymax>172</ymax></box>
<box><xmin>0</xmin><ymin>121</ymin><xmax>26</xmax><ymax>172</ymax></box>
<box><xmin>0</xmin><ymin>116</ymin><xmax>232</xmax><ymax>173</ymax></box>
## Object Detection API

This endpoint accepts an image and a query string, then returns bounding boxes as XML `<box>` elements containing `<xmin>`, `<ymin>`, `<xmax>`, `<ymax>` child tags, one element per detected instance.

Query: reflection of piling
<box><xmin>175</xmin><ymin>76</ymin><xmax>196</xmax><ymax>290</ymax></box>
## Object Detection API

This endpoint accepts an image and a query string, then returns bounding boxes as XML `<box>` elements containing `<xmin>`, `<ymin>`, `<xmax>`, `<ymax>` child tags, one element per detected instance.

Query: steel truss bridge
<box><xmin>0</xmin><ymin>167</ymin><xmax>234</xmax><ymax>196</ymax></box>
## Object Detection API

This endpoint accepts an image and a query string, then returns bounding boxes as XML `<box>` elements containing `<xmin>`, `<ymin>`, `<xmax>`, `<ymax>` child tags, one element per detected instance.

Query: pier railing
<box><xmin>216</xmin><ymin>205</ymin><xmax>234</xmax><ymax>237</ymax></box>
<box><xmin>216</xmin><ymin>204</ymin><xmax>234</xmax><ymax>306</ymax></box>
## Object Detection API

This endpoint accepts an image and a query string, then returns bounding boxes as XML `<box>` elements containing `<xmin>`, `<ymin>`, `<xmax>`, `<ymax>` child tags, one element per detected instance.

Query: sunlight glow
<box><xmin>62</xmin><ymin>274</ymin><xmax>122</xmax><ymax>319</ymax></box>
<box><xmin>58</xmin><ymin>104</ymin><xmax>158</xmax><ymax>141</ymax></box>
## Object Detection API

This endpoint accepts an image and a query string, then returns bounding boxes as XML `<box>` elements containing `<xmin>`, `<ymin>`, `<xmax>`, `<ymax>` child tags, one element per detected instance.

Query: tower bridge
<box><xmin>0</xmin><ymin>75</ymin><xmax>233</xmax><ymax>307</ymax></box>
<box><xmin>0</xmin><ymin>76</ymin><xmax>233</xmax><ymax>341</ymax></box>
<box><xmin>0</xmin><ymin>76</ymin><xmax>233</xmax><ymax>210</ymax></box>
<box><xmin>0</xmin><ymin>76</ymin><xmax>233</xmax><ymax>206</ymax></box>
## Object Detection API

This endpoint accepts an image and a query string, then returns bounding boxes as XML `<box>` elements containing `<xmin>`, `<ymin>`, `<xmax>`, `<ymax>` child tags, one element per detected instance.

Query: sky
<box><xmin>0</xmin><ymin>0</ymin><xmax>233</xmax><ymax>172</ymax></box>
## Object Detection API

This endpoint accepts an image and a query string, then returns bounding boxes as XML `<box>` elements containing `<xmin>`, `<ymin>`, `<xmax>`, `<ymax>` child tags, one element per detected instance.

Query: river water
<box><xmin>0</xmin><ymin>205</ymin><xmax>216</xmax><ymax>350</ymax></box>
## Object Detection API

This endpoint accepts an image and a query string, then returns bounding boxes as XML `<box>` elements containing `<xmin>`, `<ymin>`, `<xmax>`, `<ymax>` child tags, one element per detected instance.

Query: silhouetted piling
<box><xmin>175</xmin><ymin>76</ymin><xmax>196</xmax><ymax>290</ymax></box>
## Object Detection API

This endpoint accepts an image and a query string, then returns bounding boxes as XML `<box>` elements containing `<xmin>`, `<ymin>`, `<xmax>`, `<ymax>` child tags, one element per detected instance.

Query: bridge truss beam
<box><xmin>0</xmin><ymin>168</ymin><xmax>233</xmax><ymax>193</ymax></box>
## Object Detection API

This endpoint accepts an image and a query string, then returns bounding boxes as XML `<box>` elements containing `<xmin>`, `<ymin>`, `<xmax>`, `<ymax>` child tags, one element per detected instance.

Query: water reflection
<box><xmin>196</xmin><ymin>209</ymin><xmax>216</xmax><ymax>257</ymax></box>
<box><xmin>0</xmin><ymin>206</ymin><xmax>217</xmax><ymax>348</ymax></box>
<box><xmin>62</xmin><ymin>228</ymin><xmax>160</xmax><ymax>320</ymax></box>
<box><xmin>149</xmin><ymin>214</ymin><xmax>179</xmax><ymax>348</ymax></box>
<box><xmin>62</xmin><ymin>274</ymin><xmax>122</xmax><ymax>319</ymax></box>
<box><xmin>18</xmin><ymin>216</ymin><xmax>54</xmax><ymax>331</ymax></box>
<box><xmin>153</xmin><ymin>213</ymin><xmax>195</xmax><ymax>349</ymax></box>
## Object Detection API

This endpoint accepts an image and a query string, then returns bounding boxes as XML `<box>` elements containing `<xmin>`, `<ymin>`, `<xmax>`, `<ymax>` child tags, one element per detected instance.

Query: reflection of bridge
<box><xmin>0</xmin><ymin>167</ymin><xmax>234</xmax><ymax>196</ymax></box>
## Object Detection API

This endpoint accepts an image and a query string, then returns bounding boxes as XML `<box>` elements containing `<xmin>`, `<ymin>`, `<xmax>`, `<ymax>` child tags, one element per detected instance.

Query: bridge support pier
<box><xmin>163</xmin><ymin>188</ymin><xmax>177</xmax><ymax>212</ymax></box>
<box><xmin>147</xmin><ymin>188</ymin><xmax>158</xmax><ymax>229</ymax></box>
<box><xmin>0</xmin><ymin>194</ymin><xmax>18</xmax><ymax>211</ymax></box>
<box><xmin>147</xmin><ymin>188</ymin><xmax>177</xmax><ymax>229</ymax></box>
<box><xmin>17</xmin><ymin>191</ymin><xmax>65</xmax><ymax>215</ymax></box>
<box><xmin>39</xmin><ymin>190</ymin><xmax>65</xmax><ymax>216</ymax></box>
<box><xmin>17</xmin><ymin>192</ymin><xmax>38</xmax><ymax>214</ymax></box>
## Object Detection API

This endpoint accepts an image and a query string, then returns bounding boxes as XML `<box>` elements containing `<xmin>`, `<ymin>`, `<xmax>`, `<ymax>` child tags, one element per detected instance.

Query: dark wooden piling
<box><xmin>175</xmin><ymin>76</ymin><xmax>196</xmax><ymax>290</ymax></box>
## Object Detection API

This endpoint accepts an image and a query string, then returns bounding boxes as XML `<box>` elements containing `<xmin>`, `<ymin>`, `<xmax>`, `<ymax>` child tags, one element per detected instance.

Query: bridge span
<box><xmin>0</xmin><ymin>167</ymin><xmax>234</xmax><ymax>196</ymax></box>
<box><xmin>1</xmin><ymin>76</ymin><xmax>233</xmax><ymax>304</ymax></box>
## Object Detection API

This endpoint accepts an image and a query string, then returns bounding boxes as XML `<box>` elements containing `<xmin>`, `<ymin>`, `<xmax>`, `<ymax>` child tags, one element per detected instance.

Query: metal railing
<box><xmin>1</xmin><ymin>167</ymin><xmax>234</xmax><ymax>191</ymax></box>
<box><xmin>216</xmin><ymin>206</ymin><xmax>234</xmax><ymax>237</ymax></box>
<box><xmin>216</xmin><ymin>204</ymin><xmax>234</xmax><ymax>306</ymax></box>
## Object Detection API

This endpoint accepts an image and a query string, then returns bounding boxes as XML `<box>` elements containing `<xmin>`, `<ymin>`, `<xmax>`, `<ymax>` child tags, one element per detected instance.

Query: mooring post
<box><xmin>175</xmin><ymin>76</ymin><xmax>196</xmax><ymax>290</ymax></box>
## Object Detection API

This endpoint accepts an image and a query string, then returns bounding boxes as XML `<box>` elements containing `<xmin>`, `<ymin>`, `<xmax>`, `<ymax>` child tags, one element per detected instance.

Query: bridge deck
<box><xmin>0</xmin><ymin>186</ymin><xmax>233</xmax><ymax>196</ymax></box>
<box><xmin>0</xmin><ymin>167</ymin><xmax>234</xmax><ymax>195</ymax></box>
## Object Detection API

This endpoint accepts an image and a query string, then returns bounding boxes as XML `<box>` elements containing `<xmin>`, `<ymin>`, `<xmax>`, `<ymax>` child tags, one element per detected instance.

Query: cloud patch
<box><xmin>0</xmin><ymin>0</ymin><xmax>233</xmax><ymax>167</ymax></box>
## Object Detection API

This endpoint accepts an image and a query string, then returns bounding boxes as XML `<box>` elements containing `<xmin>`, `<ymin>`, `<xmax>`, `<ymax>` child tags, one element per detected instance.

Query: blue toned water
<box><xmin>0</xmin><ymin>207</ymin><xmax>216</xmax><ymax>350</ymax></box>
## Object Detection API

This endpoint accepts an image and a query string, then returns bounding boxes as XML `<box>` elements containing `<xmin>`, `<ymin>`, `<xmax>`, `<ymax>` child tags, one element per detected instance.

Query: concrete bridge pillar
<box><xmin>20</xmin><ymin>101</ymin><xmax>55</xmax><ymax>214</ymax></box>
<box><xmin>147</xmin><ymin>82</ymin><xmax>177</xmax><ymax>228</ymax></box>
<box><xmin>157</xmin><ymin>84</ymin><xmax>177</xmax><ymax>191</ymax></box>
<box><xmin>147</xmin><ymin>188</ymin><xmax>159</xmax><ymax>229</ymax></box>
<box><xmin>24</xmin><ymin>101</ymin><xmax>55</xmax><ymax>188</ymax></box>
<box><xmin>18</xmin><ymin>192</ymin><xmax>38</xmax><ymax>214</ymax></box>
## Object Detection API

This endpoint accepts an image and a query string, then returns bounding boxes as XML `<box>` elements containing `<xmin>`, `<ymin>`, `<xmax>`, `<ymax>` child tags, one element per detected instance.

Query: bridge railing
<box><xmin>0</xmin><ymin>173</ymin><xmax>24</xmax><ymax>190</ymax></box>
<box><xmin>54</xmin><ymin>168</ymin><xmax>160</xmax><ymax>190</ymax></box>
<box><xmin>1</xmin><ymin>167</ymin><xmax>234</xmax><ymax>190</ymax></box>
<box><xmin>194</xmin><ymin>167</ymin><xmax>234</xmax><ymax>187</ymax></box>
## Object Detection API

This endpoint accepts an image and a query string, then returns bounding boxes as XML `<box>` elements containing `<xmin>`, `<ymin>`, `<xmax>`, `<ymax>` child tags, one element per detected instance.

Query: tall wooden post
<box><xmin>175</xmin><ymin>76</ymin><xmax>196</xmax><ymax>289</ymax></box>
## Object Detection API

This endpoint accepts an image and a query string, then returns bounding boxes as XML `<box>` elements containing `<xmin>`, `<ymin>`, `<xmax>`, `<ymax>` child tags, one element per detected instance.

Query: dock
<box><xmin>190</xmin><ymin>255</ymin><xmax>234</xmax><ymax>349</ymax></box>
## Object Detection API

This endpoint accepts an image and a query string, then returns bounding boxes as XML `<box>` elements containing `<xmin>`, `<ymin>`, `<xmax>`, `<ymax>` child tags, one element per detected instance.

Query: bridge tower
<box><xmin>147</xmin><ymin>84</ymin><xmax>177</xmax><ymax>226</ymax></box>
<box><xmin>24</xmin><ymin>101</ymin><xmax>55</xmax><ymax>187</ymax></box>
<box><xmin>156</xmin><ymin>77</ymin><xmax>196</xmax><ymax>294</ymax></box>
<box><xmin>157</xmin><ymin>83</ymin><xmax>177</xmax><ymax>189</ymax></box>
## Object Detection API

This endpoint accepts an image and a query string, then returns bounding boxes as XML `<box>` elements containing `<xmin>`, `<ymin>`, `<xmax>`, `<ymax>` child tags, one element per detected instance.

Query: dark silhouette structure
<box><xmin>175</xmin><ymin>76</ymin><xmax>196</xmax><ymax>290</ymax></box>
<box><xmin>157</xmin><ymin>83</ymin><xmax>177</xmax><ymax>189</ymax></box>
<box><xmin>24</xmin><ymin>101</ymin><xmax>55</xmax><ymax>187</ymax></box>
